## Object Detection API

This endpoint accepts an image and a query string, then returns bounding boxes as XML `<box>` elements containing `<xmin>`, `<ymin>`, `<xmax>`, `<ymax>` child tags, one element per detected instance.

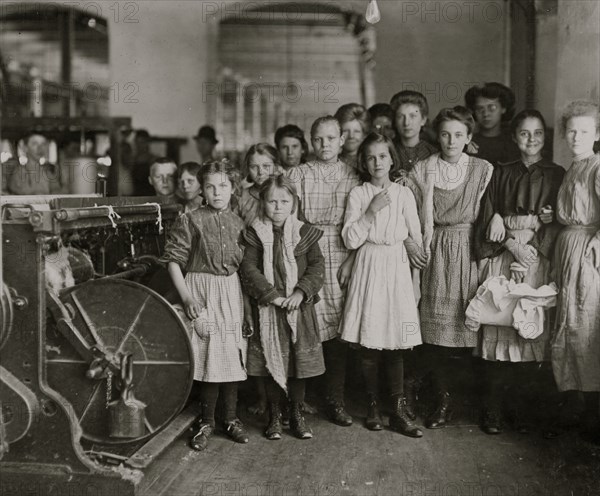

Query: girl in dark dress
<box><xmin>240</xmin><ymin>175</ymin><xmax>326</xmax><ymax>440</ymax></box>
<box><xmin>475</xmin><ymin>109</ymin><xmax>565</xmax><ymax>434</ymax></box>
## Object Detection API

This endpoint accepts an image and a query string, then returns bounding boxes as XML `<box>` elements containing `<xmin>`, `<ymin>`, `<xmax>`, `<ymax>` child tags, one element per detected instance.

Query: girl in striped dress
<box><xmin>288</xmin><ymin>116</ymin><xmax>361</xmax><ymax>426</ymax></box>
<box><xmin>408</xmin><ymin>107</ymin><xmax>493</xmax><ymax>429</ymax></box>
<box><xmin>162</xmin><ymin>160</ymin><xmax>250</xmax><ymax>451</ymax></box>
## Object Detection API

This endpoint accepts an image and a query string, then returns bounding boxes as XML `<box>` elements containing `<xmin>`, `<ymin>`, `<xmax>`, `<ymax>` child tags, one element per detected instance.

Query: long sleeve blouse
<box><xmin>160</xmin><ymin>206</ymin><xmax>245</xmax><ymax>275</ymax></box>
<box><xmin>557</xmin><ymin>153</ymin><xmax>600</xmax><ymax>228</ymax></box>
<box><xmin>342</xmin><ymin>182</ymin><xmax>422</xmax><ymax>250</ymax></box>
<box><xmin>476</xmin><ymin>157</ymin><xmax>565</xmax><ymax>260</ymax></box>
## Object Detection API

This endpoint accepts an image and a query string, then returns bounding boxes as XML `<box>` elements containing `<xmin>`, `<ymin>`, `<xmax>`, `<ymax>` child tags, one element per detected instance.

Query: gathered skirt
<box><xmin>339</xmin><ymin>243</ymin><xmax>422</xmax><ymax>350</ymax></box>
<box><xmin>420</xmin><ymin>224</ymin><xmax>479</xmax><ymax>348</ymax></box>
<box><xmin>552</xmin><ymin>225</ymin><xmax>600</xmax><ymax>391</ymax></box>
<box><xmin>180</xmin><ymin>272</ymin><xmax>247</xmax><ymax>383</ymax></box>
<box><xmin>478</xmin><ymin>215</ymin><xmax>552</xmax><ymax>362</ymax></box>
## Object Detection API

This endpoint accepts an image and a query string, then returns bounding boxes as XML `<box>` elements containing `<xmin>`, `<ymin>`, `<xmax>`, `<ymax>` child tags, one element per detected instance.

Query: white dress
<box><xmin>339</xmin><ymin>182</ymin><xmax>423</xmax><ymax>350</ymax></box>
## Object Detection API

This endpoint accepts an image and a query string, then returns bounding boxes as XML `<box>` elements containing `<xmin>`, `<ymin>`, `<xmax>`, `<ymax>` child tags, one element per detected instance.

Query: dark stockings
<box><xmin>199</xmin><ymin>381</ymin><xmax>240</xmax><ymax>425</ymax></box>
<box><xmin>322</xmin><ymin>339</ymin><xmax>348</xmax><ymax>403</ymax></box>
<box><xmin>360</xmin><ymin>348</ymin><xmax>404</xmax><ymax>397</ymax></box>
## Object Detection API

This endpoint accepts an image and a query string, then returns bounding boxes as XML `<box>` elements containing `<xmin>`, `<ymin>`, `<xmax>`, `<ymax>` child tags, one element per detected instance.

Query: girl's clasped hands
<box><xmin>273</xmin><ymin>289</ymin><xmax>305</xmax><ymax>311</ymax></box>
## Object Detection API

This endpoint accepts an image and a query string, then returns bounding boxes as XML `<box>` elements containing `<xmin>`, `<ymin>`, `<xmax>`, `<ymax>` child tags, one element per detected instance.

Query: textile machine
<box><xmin>0</xmin><ymin>195</ymin><xmax>196</xmax><ymax>495</ymax></box>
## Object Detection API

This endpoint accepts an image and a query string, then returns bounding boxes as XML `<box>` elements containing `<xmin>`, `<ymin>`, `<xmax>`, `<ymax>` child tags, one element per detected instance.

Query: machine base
<box><xmin>0</xmin><ymin>463</ymin><xmax>141</xmax><ymax>496</ymax></box>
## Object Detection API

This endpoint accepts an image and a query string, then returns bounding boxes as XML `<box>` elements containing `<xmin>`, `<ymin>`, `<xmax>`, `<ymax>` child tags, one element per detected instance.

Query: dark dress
<box><xmin>392</xmin><ymin>139</ymin><xmax>438</xmax><ymax>177</ymax></box>
<box><xmin>240</xmin><ymin>224</ymin><xmax>326</xmax><ymax>379</ymax></box>
<box><xmin>470</xmin><ymin>131</ymin><xmax>520</xmax><ymax>168</ymax></box>
<box><xmin>475</xmin><ymin>157</ymin><xmax>565</xmax><ymax>362</ymax></box>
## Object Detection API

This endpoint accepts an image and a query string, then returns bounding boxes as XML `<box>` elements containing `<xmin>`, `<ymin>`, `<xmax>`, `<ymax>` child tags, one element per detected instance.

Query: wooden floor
<box><xmin>139</xmin><ymin>395</ymin><xmax>600</xmax><ymax>496</ymax></box>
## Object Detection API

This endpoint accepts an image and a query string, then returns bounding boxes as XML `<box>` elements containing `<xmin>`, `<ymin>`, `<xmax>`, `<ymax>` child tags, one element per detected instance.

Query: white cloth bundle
<box><xmin>465</xmin><ymin>276</ymin><xmax>558</xmax><ymax>339</ymax></box>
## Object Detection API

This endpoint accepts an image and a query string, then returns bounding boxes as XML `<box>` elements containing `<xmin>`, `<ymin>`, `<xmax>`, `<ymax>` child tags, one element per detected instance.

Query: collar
<box><xmin>307</xmin><ymin>159</ymin><xmax>341</xmax><ymax>168</ymax></box>
<box><xmin>205</xmin><ymin>204</ymin><xmax>230</xmax><ymax>214</ymax></box>
<box><xmin>438</xmin><ymin>152</ymin><xmax>469</xmax><ymax>167</ymax></box>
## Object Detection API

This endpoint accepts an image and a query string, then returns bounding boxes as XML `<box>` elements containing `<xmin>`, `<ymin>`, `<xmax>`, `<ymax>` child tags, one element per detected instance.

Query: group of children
<box><xmin>158</xmin><ymin>82</ymin><xmax>600</xmax><ymax>451</ymax></box>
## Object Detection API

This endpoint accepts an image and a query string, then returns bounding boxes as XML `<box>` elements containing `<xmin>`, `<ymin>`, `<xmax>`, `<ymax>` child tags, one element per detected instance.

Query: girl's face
<box><xmin>179</xmin><ymin>170</ymin><xmax>202</xmax><ymax>201</ymax></box>
<box><xmin>341</xmin><ymin>119</ymin><xmax>365</xmax><ymax>154</ymax></box>
<box><xmin>514</xmin><ymin>117</ymin><xmax>545</xmax><ymax>160</ymax></box>
<box><xmin>565</xmin><ymin>115</ymin><xmax>599</xmax><ymax>157</ymax></box>
<box><xmin>248</xmin><ymin>153</ymin><xmax>275</xmax><ymax>186</ymax></box>
<box><xmin>438</xmin><ymin>120</ymin><xmax>472</xmax><ymax>162</ymax></box>
<box><xmin>311</xmin><ymin>122</ymin><xmax>345</xmax><ymax>163</ymax></box>
<box><xmin>395</xmin><ymin>103</ymin><xmax>427</xmax><ymax>140</ymax></box>
<box><xmin>473</xmin><ymin>97</ymin><xmax>505</xmax><ymax>131</ymax></box>
<box><xmin>364</xmin><ymin>142</ymin><xmax>394</xmax><ymax>183</ymax></box>
<box><xmin>373</xmin><ymin>116</ymin><xmax>395</xmax><ymax>139</ymax></box>
<box><xmin>264</xmin><ymin>187</ymin><xmax>294</xmax><ymax>226</ymax></box>
<box><xmin>278</xmin><ymin>137</ymin><xmax>303</xmax><ymax>168</ymax></box>
<box><xmin>202</xmin><ymin>172</ymin><xmax>233</xmax><ymax>210</ymax></box>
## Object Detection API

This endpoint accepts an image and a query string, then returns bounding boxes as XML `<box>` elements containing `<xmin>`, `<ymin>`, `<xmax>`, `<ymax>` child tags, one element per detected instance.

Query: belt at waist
<box><xmin>363</xmin><ymin>241</ymin><xmax>403</xmax><ymax>248</ymax></box>
<box><xmin>435</xmin><ymin>223</ymin><xmax>472</xmax><ymax>232</ymax></box>
<box><xmin>507</xmin><ymin>228</ymin><xmax>536</xmax><ymax>233</ymax></box>
<box><xmin>562</xmin><ymin>224</ymin><xmax>600</xmax><ymax>232</ymax></box>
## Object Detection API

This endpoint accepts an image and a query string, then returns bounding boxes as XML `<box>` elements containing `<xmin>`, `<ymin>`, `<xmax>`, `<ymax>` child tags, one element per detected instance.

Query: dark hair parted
<box><xmin>510</xmin><ymin>109</ymin><xmax>547</xmax><ymax>138</ymax></box>
<box><xmin>198</xmin><ymin>159</ymin><xmax>240</xmax><ymax>194</ymax></box>
<box><xmin>310</xmin><ymin>115</ymin><xmax>341</xmax><ymax>138</ymax></box>
<box><xmin>432</xmin><ymin>106</ymin><xmax>476</xmax><ymax>135</ymax></box>
<box><xmin>258</xmin><ymin>174</ymin><xmax>299</xmax><ymax>216</ymax></box>
<box><xmin>465</xmin><ymin>82</ymin><xmax>516</xmax><ymax>121</ymax></box>
<box><xmin>559</xmin><ymin>100</ymin><xmax>600</xmax><ymax>135</ymax></box>
<box><xmin>243</xmin><ymin>143</ymin><xmax>280</xmax><ymax>179</ymax></box>
<box><xmin>356</xmin><ymin>132</ymin><xmax>401</xmax><ymax>182</ymax></box>
<box><xmin>334</xmin><ymin>103</ymin><xmax>370</xmax><ymax>133</ymax></box>
<box><xmin>274</xmin><ymin>124</ymin><xmax>309</xmax><ymax>163</ymax></box>
<box><xmin>368</xmin><ymin>103</ymin><xmax>394</xmax><ymax>122</ymax></box>
<box><xmin>389</xmin><ymin>90</ymin><xmax>429</xmax><ymax>117</ymax></box>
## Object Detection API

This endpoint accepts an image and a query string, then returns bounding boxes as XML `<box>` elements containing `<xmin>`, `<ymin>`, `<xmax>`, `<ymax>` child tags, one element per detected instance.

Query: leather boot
<box><xmin>265</xmin><ymin>402</ymin><xmax>283</xmax><ymax>440</ymax></box>
<box><xmin>290</xmin><ymin>402</ymin><xmax>313</xmax><ymax>439</ymax></box>
<box><xmin>389</xmin><ymin>395</ymin><xmax>423</xmax><ymax>438</ymax></box>
<box><xmin>481</xmin><ymin>407</ymin><xmax>503</xmax><ymax>435</ymax></box>
<box><xmin>365</xmin><ymin>395</ymin><xmax>383</xmax><ymax>431</ymax></box>
<box><xmin>326</xmin><ymin>400</ymin><xmax>353</xmax><ymax>427</ymax></box>
<box><xmin>425</xmin><ymin>391</ymin><xmax>451</xmax><ymax>429</ymax></box>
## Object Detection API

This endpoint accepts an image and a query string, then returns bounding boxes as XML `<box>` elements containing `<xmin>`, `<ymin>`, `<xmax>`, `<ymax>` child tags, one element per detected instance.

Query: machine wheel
<box><xmin>0</xmin><ymin>283</ymin><xmax>13</xmax><ymax>351</ymax></box>
<box><xmin>45</xmin><ymin>278</ymin><xmax>193</xmax><ymax>445</ymax></box>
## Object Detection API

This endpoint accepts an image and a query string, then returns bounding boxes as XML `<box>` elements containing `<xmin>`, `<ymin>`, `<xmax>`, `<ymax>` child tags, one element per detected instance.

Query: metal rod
<box><xmin>101</xmin><ymin>266</ymin><xmax>149</xmax><ymax>281</ymax></box>
<box><xmin>115</xmin><ymin>296</ymin><xmax>150</xmax><ymax>354</ymax></box>
<box><xmin>54</xmin><ymin>203</ymin><xmax>180</xmax><ymax>222</ymax></box>
<box><xmin>71</xmin><ymin>292</ymin><xmax>105</xmax><ymax>347</ymax></box>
